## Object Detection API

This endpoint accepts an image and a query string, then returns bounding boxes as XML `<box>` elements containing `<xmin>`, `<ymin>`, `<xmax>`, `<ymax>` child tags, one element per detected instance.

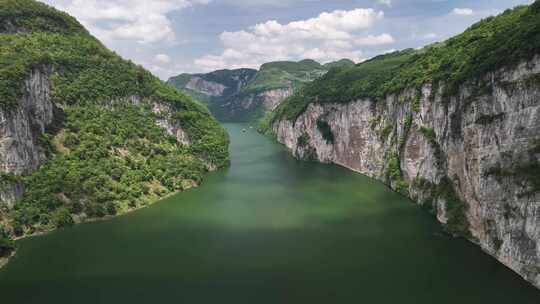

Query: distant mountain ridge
<box><xmin>167</xmin><ymin>59</ymin><xmax>355</xmax><ymax>121</ymax></box>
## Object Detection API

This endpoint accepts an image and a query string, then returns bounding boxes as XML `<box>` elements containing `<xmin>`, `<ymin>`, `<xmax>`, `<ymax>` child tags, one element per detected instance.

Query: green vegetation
<box><xmin>437</xmin><ymin>177</ymin><xmax>471</xmax><ymax>237</ymax></box>
<box><xmin>419</xmin><ymin>125</ymin><xmax>436</xmax><ymax>142</ymax></box>
<box><xmin>297</xmin><ymin>133</ymin><xmax>310</xmax><ymax>148</ymax></box>
<box><xmin>316</xmin><ymin>119</ymin><xmax>334</xmax><ymax>144</ymax></box>
<box><xmin>0</xmin><ymin>228</ymin><xmax>14</xmax><ymax>257</ymax></box>
<box><xmin>399</xmin><ymin>115</ymin><xmax>413</xmax><ymax>151</ymax></box>
<box><xmin>257</xmin><ymin>111</ymin><xmax>274</xmax><ymax>135</ymax></box>
<box><xmin>274</xmin><ymin>2</ymin><xmax>540</xmax><ymax>121</ymax></box>
<box><xmin>241</xmin><ymin>59</ymin><xmax>327</xmax><ymax>95</ymax></box>
<box><xmin>412</xmin><ymin>90</ymin><xmax>421</xmax><ymax>113</ymax></box>
<box><xmin>323</xmin><ymin>59</ymin><xmax>355</xmax><ymax>70</ymax></box>
<box><xmin>296</xmin><ymin>133</ymin><xmax>317</xmax><ymax>161</ymax></box>
<box><xmin>379</xmin><ymin>122</ymin><xmax>394</xmax><ymax>142</ymax></box>
<box><xmin>413</xmin><ymin>176</ymin><xmax>471</xmax><ymax>237</ymax></box>
<box><xmin>385</xmin><ymin>153</ymin><xmax>408</xmax><ymax>194</ymax></box>
<box><xmin>0</xmin><ymin>0</ymin><xmax>229</xmax><ymax>238</ymax></box>
<box><xmin>167</xmin><ymin>69</ymin><xmax>258</xmax><ymax>103</ymax></box>
<box><xmin>419</xmin><ymin>125</ymin><xmax>443</xmax><ymax>165</ymax></box>
<box><xmin>0</xmin><ymin>173</ymin><xmax>20</xmax><ymax>190</ymax></box>
<box><xmin>170</xmin><ymin>58</ymin><xmax>354</xmax><ymax>122</ymax></box>
<box><xmin>12</xmin><ymin>105</ymin><xmax>215</xmax><ymax>235</ymax></box>
<box><xmin>0</xmin><ymin>0</ymin><xmax>86</xmax><ymax>34</ymax></box>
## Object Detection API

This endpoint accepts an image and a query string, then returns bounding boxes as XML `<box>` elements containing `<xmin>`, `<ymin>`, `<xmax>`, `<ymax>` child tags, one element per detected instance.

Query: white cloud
<box><xmin>195</xmin><ymin>8</ymin><xmax>393</xmax><ymax>71</ymax></box>
<box><xmin>42</xmin><ymin>0</ymin><xmax>210</xmax><ymax>43</ymax></box>
<box><xmin>451</xmin><ymin>8</ymin><xmax>474</xmax><ymax>16</ymax></box>
<box><xmin>154</xmin><ymin>54</ymin><xmax>172</xmax><ymax>64</ymax></box>
<box><xmin>377</xmin><ymin>0</ymin><xmax>392</xmax><ymax>6</ymax></box>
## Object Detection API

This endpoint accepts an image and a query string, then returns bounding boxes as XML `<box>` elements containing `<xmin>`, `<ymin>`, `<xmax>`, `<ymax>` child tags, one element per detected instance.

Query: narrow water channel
<box><xmin>0</xmin><ymin>123</ymin><xmax>539</xmax><ymax>303</ymax></box>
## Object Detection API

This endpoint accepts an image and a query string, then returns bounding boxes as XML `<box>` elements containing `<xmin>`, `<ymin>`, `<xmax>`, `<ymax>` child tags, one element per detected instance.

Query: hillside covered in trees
<box><xmin>0</xmin><ymin>0</ymin><xmax>229</xmax><ymax>255</ymax></box>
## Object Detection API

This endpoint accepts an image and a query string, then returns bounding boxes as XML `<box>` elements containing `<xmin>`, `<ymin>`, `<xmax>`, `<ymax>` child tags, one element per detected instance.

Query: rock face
<box><xmin>272</xmin><ymin>57</ymin><xmax>540</xmax><ymax>288</ymax></box>
<box><xmin>168</xmin><ymin>59</ymin><xmax>355</xmax><ymax>122</ymax></box>
<box><xmin>261</xmin><ymin>88</ymin><xmax>294</xmax><ymax>111</ymax></box>
<box><xmin>0</xmin><ymin>67</ymin><xmax>54</xmax><ymax>207</ymax></box>
<box><xmin>0</xmin><ymin>67</ymin><xmax>54</xmax><ymax>175</ymax></box>
<box><xmin>0</xmin><ymin>70</ymin><xmax>198</xmax><ymax>210</ymax></box>
<box><xmin>185</xmin><ymin>77</ymin><xmax>227</xmax><ymax>97</ymax></box>
<box><xmin>216</xmin><ymin>88</ymin><xmax>294</xmax><ymax>121</ymax></box>
<box><xmin>151</xmin><ymin>101</ymin><xmax>193</xmax><ymax>154</ymax></box>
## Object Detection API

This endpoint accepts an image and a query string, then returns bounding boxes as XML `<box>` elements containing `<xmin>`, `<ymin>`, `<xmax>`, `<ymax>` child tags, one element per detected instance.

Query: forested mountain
<box><xmin>265</xmin><ymin>1</ymin><xmax>540</xmax><ymax>288</ymax></box>
<box><xmin>168</xmin><ymin>59</ymin><xmax>354</xmax><ymax>121</ymax></box>
<box><xmin>0</xmin><ymin>0</ymin><xmax>229</xmax><ymax>257</ymax></box>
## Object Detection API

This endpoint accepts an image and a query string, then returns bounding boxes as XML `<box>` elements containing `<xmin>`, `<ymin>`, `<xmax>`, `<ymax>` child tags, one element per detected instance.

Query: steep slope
<box><xmin>267</xmin><ymin>2</ymin><xmax>540</xmax><ymax>288</ymax></box>
<box><xmin>0</xmin><ymin>0</ymin><xmax>229</xmax><ymax>259</ymax></box>
<box><xmin>168</xmin><ymin>59</ymin><xmax>354</xmax><ymax>122</ymax></box>
<box><xmin>323</xmin><ymin>59</ymin><xmax>355</xmax><ymax>70</ymax></box>
<box><xmin>167</xmin><ymin>68</ymin><xmax>257</xmax><ymax>106</ymax></box>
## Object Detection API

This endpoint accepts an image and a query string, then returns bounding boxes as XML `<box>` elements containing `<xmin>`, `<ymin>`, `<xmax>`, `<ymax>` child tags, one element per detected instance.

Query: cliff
<box><xmin>268</xmin><ymin>3</ymin><xmax>540</xmax><ymax>288</ymax></box>
<box><xmin>168</xmin><ymin>59</ymin><xmax>354</xmax><ymax>122</ymax></box>
<box><xmin>0</xmin><ymin>0</ymin><xmax>229</xmax><ymax>256</ymax></box>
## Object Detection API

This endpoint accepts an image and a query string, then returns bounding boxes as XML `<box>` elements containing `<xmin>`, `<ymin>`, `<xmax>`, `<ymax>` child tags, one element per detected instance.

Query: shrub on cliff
<box><xmin>0</xmin><ymin>229</ymin><xmax>14</xmax><ymax>256</ymax></box>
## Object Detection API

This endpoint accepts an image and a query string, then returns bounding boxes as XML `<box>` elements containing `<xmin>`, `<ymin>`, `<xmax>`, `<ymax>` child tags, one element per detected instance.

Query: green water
<box><xmin>0</xmin><ymin>124</ymin><xmax>539</xmax><ymax>303</ymax></box>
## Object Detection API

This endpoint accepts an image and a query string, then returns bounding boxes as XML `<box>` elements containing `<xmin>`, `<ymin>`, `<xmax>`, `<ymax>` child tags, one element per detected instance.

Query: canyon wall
<box><xmin>272</xmin><ymin>57</ymin><xmax>540</xmax><ymax>288</ymax></box>
<box><xmin>0</xmin><ymin>69</ymin><xmax>201</xmax><ymax>215</ymax></box>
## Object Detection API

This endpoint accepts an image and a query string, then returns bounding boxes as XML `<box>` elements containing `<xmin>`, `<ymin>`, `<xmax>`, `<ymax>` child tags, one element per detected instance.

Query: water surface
<box><xmin>1</xmin><ymin>124</ymin><xmax>539</xmax><ymax>303</ymax></box>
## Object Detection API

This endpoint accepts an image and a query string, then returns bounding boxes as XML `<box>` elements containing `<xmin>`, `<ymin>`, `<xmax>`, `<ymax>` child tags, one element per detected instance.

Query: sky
<box><xmin>41</xmin><ymin>0</ymin><xmax>535</xmax><ymax>80</ymax></box>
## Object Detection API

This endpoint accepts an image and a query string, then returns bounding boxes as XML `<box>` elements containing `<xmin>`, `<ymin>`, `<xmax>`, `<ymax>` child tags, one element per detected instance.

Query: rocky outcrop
<box><xmin>0</xmin><ymin>69</ymin><xmax>209</xmax><ymax>211</ymax></box>
<box><xmin>185</xmin><ymin>77</ymin><xmax>227</xmax><ymax>97</ymax></box>
<box><xmin>259</xmin><ymin>88</ymin><xmax>294</xmax><ymax>111</ymax></box>
<box><xmin>217</xmin><ymin>88</ymin><xmax>294</xmax><ymax>121</ymax></box>
<box><xmin>168</xmin><ymin>59</ymin><xmax>354</xmax><ymax>122</ymax></box>
<box><xmin>272</xmin><ymin>57</ymin><xmax>540</xmax><ymax>288</ymax></box>
<box><xmin>0</xmin><ymin>182</ymin><xmax>24</xmax><ymax>209</ymax></box>
<box><xmin>151</xmin><ymin>102</ymin><xmax>191</xmax><ymax>146</ymax></box>
<box><xmin>0</xmin><ymin>67</ymin><xmax>54</xmax><ymax>175</ymax></box>
<box><xmin>0</xmin><ymin>67</ymin><xmax>55</xmax><ymax>207</ymax></box>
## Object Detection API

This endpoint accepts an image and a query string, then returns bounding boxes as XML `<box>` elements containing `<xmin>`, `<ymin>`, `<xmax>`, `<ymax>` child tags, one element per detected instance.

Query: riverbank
<box><xmin>0</xmin><ymin>179</ymin><xmax>201</xmax><ymax>270</ymax></box>
<box><xmin>0</xmin><ymin>250</ymin><xmax>15</xmax><ymax>269</ymax></box>
<box><xmin>1</xmin><ymin>124</ymin><xmax>539</xmax><ymax>303</ymax></box>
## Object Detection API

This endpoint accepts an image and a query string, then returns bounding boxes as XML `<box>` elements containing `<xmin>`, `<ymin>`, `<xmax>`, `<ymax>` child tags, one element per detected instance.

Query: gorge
<box><xmin>168</xmin><ymin>59</ymin><xmax>354</xmax><ymax>122</ymax></box>
<box><xmin>0</xmin><ymin>0</ymin><xmax>539</xmax><ymax>301</ymax></box>
<box><xmin>1</xmin><ymin>124</ymin><xmax>539</xmax><ymax>303</ymax></box>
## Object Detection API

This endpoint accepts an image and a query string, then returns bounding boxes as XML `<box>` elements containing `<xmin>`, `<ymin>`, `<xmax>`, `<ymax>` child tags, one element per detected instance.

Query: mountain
<box><xmin>167</xmin><ymin>59</ymin><xmax>354</xmax><ymax>122</ymax></box>
<box><xmin>167</xmin><ymin>68</ymin><xmax>258</xmax><ymax>106</ymax></box>
<box><xmin>323</xmin><ymin>59</ymin><xmax>355</xmax><ymax>70</ymax></box>
<box><xmin>0</xmin><ymin>0</ymin><xmax>229</xmax><ymax>257</ymax></box>
<box><xmin>266</xmin><ymin>2</ymin><xmax>540</xmax><ymax>288</ymax></box>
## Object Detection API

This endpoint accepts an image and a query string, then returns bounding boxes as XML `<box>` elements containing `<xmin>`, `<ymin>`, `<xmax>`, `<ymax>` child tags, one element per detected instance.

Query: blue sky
<box><xmin>42</xmin><ymin>0</ymin><xmax>534</xmax><ymax>79</ymax></box>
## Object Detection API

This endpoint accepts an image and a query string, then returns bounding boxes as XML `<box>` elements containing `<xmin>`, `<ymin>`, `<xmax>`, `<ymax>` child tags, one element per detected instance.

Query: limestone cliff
<box><xmin>168</xmin><ymin>59</ymin><xmax>354</xmax><ymax>122</ymax></box>
<box><xmin>0</xmin><ymin>67</ymin><xmax>219</xmax><ymax>234</ymax></box>
<box><xmin>0</xmin><ymin>0</ymin><xmax>229</xmax><ymax>255</ymax></box>
<box><xmin>271</xmin><ymin>57</ymin><xmax>540</xmax><ymax>288</ymax></box>
<box><xmin>0</xmin><ymin>67</ymin><xmax>54</xmax><ymax>210</ymax></box>
<box><xmin>0</xmin><ymin>67</ymin><xmax>54</xmax><ymax>175</ymax></box>
<box><xmin>216</xmin><ymin>87</ymin><xmax>294</xmax><ymax>121</ymax></box>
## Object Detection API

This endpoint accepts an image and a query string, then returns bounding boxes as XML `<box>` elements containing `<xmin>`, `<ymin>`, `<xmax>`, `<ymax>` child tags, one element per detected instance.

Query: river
<box><xmin>0</xmin><ymin>123</ymin><xmax>539</xmax><ymax>303</ymax></box>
